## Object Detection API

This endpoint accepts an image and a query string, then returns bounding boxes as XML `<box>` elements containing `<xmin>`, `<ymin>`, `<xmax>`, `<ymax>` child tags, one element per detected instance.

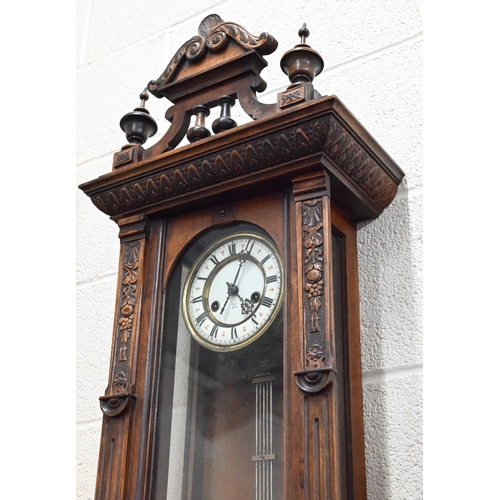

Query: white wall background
<box><xmin>76</xmin><ymin>1</ymin><xmax>423</xmax><ymax>498</ymax></box>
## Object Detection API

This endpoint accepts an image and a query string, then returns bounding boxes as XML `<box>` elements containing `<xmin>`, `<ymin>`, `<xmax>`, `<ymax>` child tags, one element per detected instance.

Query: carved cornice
<box><xmin>323</xmin><ymin>118</ymin><xmax>396</xmax><ymax>205</ymax></box>
<box><xmin>80</xmin><ymin>96</ymin><xmax>404</xmax><ymax>223</ymax></box>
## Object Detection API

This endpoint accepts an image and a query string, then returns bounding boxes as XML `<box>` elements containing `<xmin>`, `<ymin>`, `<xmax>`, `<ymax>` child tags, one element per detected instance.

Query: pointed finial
<box><xmin>299</xmin><ymin>23</ymin><xmax>310</xmax><ymax>44</ymax></box>
<box><xmin>280</xmin><ymin>23</ymin><xmax>324</xmax><ymax>84</ymax></box>
<box><xmin>119</xmin><ymin>87</ymin><xmax>158</xmax><ymax>145</ymax></box>
<box><xmin>139</xmin><ymin>88</ymin><xmax>150</xmax><ymax>108</ymax></box>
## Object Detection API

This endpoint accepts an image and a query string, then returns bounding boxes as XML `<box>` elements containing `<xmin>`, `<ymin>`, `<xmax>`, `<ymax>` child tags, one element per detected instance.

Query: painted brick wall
<box><xmin>76</xmin><ymin>1</ymin><xmax>423</xmax><ymax>498</ymax></box>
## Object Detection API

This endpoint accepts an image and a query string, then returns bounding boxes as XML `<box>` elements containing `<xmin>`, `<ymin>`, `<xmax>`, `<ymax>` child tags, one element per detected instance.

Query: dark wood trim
<box><xmin>330</xmin><ymin>208</ymin><xmax>367</xmax><ymax>500</ymax></box>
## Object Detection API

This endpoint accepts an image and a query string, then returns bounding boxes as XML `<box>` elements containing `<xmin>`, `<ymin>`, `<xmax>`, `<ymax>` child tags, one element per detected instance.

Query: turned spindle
<box><xmin>212</xmin><ymin>95</ymin><xmax>237</xmax><ymax>134</ymax></box>
<box><xmin>187</xmin><ymin>105</ymin><xmax>211</xmax><ymax>143</ymax></box>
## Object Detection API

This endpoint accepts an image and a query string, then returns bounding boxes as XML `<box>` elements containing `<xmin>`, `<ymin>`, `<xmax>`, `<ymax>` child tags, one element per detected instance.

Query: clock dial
<box><xmin>182</xmin><ymin>232</ymin><xmax>283</xmax><ymax>351</ymax></box>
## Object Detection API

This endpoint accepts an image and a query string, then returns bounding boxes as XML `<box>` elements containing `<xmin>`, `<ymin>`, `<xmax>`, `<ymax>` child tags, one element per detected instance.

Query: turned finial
<box><xmin>119</xmin><ymin>88</ymin><xmax>158</xmax><ymax>146</ymax></box>
<box><xmin>280</xmin><ymin>23</ymin><xmax>324</xmax><ymax>85</ymax></box>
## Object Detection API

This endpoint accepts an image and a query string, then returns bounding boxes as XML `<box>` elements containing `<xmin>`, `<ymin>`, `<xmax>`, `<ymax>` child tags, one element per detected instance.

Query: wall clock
<box><xmin>79</xmin><ymin>13</ymin><xmax>405</xmax><ymax>500</ymax></box>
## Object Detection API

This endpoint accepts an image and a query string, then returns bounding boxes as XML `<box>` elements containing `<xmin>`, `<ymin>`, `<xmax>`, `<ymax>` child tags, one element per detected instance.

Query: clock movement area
<box><xmin>151</xmin><ymin>223</ymin><xmax>284</xmax><ymax>500</ymax></box>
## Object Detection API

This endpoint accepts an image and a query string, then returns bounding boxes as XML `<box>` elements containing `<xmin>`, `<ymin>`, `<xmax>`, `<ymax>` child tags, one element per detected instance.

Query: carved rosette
<box><xmin>100</xmin><ymin>240</ymin><xmax>143</xmax><ymax>417</ymax></box>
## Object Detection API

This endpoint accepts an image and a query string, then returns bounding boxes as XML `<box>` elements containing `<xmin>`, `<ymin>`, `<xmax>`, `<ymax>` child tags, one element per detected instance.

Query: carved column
<box><xmin>95</xmin><ymin>215</ymin><xmax>149</xmax><ymax>500</ymax></box>
<box><xmin>290</xmin><ymin>170</ymin><xmax>340</xmax><ymax>500</ymax></box>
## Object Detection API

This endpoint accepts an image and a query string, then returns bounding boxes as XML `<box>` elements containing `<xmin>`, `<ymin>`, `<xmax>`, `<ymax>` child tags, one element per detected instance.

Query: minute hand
<box><xmin>232</xmin><ymin>256</ymin><xmax>246</xmax><ymax>285</ymax></box>
<box><xmin>219</xmin><ymin>254</ymin><xmax>249</xmax><ymax>314</ymax></box>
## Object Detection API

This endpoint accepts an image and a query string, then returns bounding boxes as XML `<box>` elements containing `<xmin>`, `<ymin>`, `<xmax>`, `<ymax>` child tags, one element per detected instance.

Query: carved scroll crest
<box><xmin>148</xmin><ymin>14</ymin><xmax>277</xmax><ymax>94</ymax></box>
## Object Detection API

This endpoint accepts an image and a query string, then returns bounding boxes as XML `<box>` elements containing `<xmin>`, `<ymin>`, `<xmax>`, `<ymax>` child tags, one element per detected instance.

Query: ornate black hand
<box><xmin>239</xmin><ymin>296</ymin><xmax>254</xmax><ymax>315</ymax></box>
<box><xmin>219</xmin><ymin>282</ymin><xmax>234</xmax><ymax>315</ymax></box>
<box><xmin>219</xmin><ymin>244</ymin><xmax>252</xmax><ymax>314</ymax></box>
<box><xmin>220</xmin><ymin>259</ymin><xmax>245</xmax><ymax>314</ymax></box>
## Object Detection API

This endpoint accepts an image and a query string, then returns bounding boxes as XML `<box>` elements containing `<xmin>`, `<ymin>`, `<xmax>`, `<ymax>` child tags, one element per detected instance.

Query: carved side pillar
<box><xmin>290</xmin><ymin>170</ymin><xmax>341</xmax><ymax>500</ymax></box>
<box><xmin>95</xmin><ymin>215</ymin><xmax>149</xmax><ymax>500</ymax></box>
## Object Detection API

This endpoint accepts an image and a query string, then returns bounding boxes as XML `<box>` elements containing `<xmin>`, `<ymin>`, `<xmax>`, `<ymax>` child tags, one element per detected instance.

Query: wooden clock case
<box><xmin>79</xmin><ymin>14</ymin><xmax>404</xmax><ymax>500</ymax></box>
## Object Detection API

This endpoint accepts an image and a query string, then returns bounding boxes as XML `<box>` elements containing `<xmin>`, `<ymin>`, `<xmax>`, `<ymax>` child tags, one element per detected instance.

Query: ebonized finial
<box><xmin>119</xmin><ymin>88</ymin><xmax>158</xmax><ymax>146</ymax></box>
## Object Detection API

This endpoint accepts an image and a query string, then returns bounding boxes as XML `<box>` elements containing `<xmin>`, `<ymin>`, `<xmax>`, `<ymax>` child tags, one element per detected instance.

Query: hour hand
<box><xmin>220</xmin><ymin>282</ymin><xmax>232</xmax><ymax>314</ymax></box>
<box><xmin>220</xmin><ymin>281</ymin><xmax>240</xmax><ymax>314</ymax></box>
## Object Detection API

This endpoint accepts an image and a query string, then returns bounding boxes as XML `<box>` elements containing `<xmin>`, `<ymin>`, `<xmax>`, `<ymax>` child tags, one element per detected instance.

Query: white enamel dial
<box><xmin>182</xmin><ymin>232</ymin><xmax>283</xmax><ymax>351</ymax></box>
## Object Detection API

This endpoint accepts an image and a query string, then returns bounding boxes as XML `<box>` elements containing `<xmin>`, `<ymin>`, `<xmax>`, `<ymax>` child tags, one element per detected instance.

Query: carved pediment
<box><xmin>79</xmin><ymin>16</ymin><xmax>404</xmax><ymax>223</ymax></box>
<box><xmin>148</xmin><ymin>14</ymin><xmax>278</xmax><ymax>100</ymax></box>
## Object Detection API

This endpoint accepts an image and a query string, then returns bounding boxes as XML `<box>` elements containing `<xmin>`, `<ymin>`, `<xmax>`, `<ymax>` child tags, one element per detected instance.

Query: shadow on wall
<box><xmin>356</xmin><ymin>186</ymin><xmax>423</xmax><ymax>499</ymax></box>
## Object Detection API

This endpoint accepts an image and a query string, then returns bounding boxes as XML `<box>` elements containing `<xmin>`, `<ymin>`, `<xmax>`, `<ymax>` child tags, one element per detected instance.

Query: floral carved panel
<box><xmin>100</xmin><ymin>240</ymin><xmax>144</xmax><ymax>417</ymax></box>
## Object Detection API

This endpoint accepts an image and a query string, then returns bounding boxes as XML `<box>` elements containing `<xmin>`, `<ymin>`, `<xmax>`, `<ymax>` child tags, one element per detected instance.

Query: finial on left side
<box><xmin>119</xmin><ymin>88</ymin><xmax>158</xmax><ymax>146</ymax></box>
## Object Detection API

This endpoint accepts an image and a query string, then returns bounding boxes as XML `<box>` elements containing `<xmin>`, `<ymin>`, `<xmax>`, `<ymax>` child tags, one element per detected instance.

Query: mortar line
<box><xmin>76</xmin><ymin>418</ymin><xmax>103</xmax><ymax>431</ymax></box>
<box><xmin>362</xmin><ymin>362</ymin><xmax>423</xmax><ymax>386</ymax></box>
<box><xmin>322</xmin><ymin>32</ymin><xmax>423</xmax><ymax>77</ymax></box>
<box><xmin>76</xmin><ymin>151</ymin><xmax>115</xmax><ymax>172</ymax></box>
<box><xmin>78</xmin><ymin>0</ymin><xmax>94</xmax><ymax>66</ymax></box>
<box><xmin>77</xmin><ymin>272</ymin><xmax>118</xmax><ymax>289</ymax></box>
<box><xmin>76</xmin><ymin>1</ymin><xmax>230</xmax><ymax>71</ymax></box>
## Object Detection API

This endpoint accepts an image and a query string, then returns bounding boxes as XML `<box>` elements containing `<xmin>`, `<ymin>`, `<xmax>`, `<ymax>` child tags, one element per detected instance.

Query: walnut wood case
<box><xmin>79</xmin><ymin>14</ymin><xmax>404</xmax><ymax>500</ymax></box>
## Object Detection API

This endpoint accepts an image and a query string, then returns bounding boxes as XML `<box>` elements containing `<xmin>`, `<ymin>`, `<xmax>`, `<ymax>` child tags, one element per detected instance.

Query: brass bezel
<box><xmin>182</xmin><ymin>231</ymin><xmax>284</xmax><ymax>352</ymax></box>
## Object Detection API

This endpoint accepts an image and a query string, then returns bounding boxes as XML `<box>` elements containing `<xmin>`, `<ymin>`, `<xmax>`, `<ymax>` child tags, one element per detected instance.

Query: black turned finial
<box><xmin>119</xmin><ymin>88</ymin><xmax>158</xmax><ymax>145</ymax></box>
<box><xmin>212</xmin><ymin>96</ymin><xmax>237</xmax><ymax>134</ymax></box>
<box><xmin>280</xmin><ymin>23</ymin><xmax>324</xmax><ymax>84</ymax></box>
<box><xmin>187</xmin><ymin>105</ymin><xmax>211</xmax><ymax>143</ymax></box>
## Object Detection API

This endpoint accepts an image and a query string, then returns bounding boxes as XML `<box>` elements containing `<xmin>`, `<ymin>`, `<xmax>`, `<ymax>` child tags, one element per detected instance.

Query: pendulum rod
<box><xmin>252</xmin><ymin>374</ymin><xmax>275</xmax><ymax>500</ymax></box>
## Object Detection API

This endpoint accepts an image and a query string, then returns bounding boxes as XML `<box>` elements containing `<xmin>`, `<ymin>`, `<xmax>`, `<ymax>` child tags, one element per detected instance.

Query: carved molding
<box><xmin>80</xmin><ymin>97</ymin><xmax>403</xmax><ymax>222</ymax></box>
<box><xmin>323</xmin><ymin>118</ymin><xmax>396</xmax><ymax>204</ymax></box>
<box><xmin>90</xmin><ymin>117</ymin><xmax>330</xmax><ymax>217</ymax></box>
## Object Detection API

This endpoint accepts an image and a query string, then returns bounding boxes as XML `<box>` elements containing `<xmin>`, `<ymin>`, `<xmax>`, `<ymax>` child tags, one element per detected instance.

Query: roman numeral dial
<box><xmin>182</xmin><ymin>232</ymin><xmax>283</xmax><ymax>351</ymax></box>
